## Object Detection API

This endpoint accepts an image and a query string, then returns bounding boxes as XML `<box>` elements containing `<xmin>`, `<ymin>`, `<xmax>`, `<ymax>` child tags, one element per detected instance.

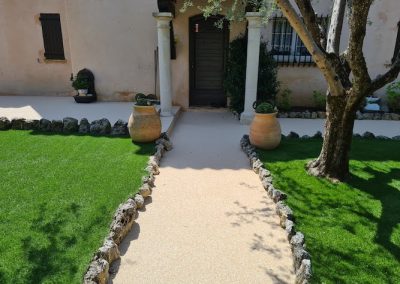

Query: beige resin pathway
<box><xmin>112</xmin><ymin>111</ymin><xmax>295</xmax><ymax>284</ymax></box>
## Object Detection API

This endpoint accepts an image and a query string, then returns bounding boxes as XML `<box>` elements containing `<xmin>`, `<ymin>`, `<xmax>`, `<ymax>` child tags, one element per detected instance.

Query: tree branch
<box><xmin>347</xmin><ymin>0</ymin><xmax>373</xmax><ymax>93</ymax></box>
<box><xmin>276</xmin><ymin>0</ymin><xmax>344</xmax><ymax>96</ymax></box>
<box><xmin>371</xmin><ymin>53</ymin><xmax>400</xmax><ymax>91</ymax></box>
<box><xmin>294</xmin><ymin>0</ymin><xmax>322</xmax><ymax>46</ymax></box>
<box><xmin>326</xmin><ymin>0</ymin><xmax>347</xmax><ymax>54</ymax></box>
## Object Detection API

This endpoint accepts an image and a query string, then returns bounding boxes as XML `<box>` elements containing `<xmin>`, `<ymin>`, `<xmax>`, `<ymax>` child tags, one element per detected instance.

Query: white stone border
<box><xmin>82</xmin><ymin>133</ymin><xmax>173</xmax><ymax>284</ymax></box>
<box><xmin>240</xmin><ymin>135</ymin><xmax>312</xmax><ymax>284</ymax></box>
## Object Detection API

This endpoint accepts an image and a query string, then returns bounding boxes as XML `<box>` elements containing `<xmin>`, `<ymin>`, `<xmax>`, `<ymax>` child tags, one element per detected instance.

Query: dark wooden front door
<box><xmin>189</xmin><ymin>15</ymin><xmax>229</xmax><ymax>107</ymax></box>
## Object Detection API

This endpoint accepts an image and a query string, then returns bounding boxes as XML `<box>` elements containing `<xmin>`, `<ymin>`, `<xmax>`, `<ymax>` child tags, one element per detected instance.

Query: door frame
<box><xmin>188</xmin><ymin>14</ymin><xmax>229</xmax><ymax>107</ymax></box>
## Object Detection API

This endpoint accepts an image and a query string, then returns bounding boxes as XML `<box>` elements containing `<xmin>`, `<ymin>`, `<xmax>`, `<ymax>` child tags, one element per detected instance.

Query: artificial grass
<box><xmin>258</xmin><ymin>138</ymin><xmax>400</xmax><ymax>284</ymax></box>
<box><xmin>0</xmin><ymin>131</ymin><xmax>154</xmax><ymax>284</ymax></box>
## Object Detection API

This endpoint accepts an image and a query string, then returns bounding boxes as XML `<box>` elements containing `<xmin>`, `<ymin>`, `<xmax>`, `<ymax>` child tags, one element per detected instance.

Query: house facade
<box><xmin>0</xmin><ymin>0</ymin><xmax>399</xmax><ymax>114</ymax></box>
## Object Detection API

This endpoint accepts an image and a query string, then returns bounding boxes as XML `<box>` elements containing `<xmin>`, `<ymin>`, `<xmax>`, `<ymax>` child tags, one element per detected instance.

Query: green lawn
<box><xmin>0</xmin><ymin>131</ymin><xmax>154</xmax><ymax>284</ymax></box>
<box><xmin>258</xmin><ymin>138</ymin><xmax>400</xmax><ymax>284</ymax></box>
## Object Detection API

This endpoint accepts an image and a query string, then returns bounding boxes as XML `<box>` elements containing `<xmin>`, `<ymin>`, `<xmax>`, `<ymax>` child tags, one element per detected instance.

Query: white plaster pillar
<box><xmin>241</xmin><ymin>12</ymin><xmax>263</xmax><ymax>124</ymax></box>
<box><xmin>153</xmin><ymin>12</ymin><xmax>173</xmax><ymax>117</ymax></box>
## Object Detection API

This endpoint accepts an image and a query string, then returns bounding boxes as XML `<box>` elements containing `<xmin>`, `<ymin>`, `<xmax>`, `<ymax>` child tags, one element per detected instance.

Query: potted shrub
<box><xmin>72</xmin><ymin>77</ymin><xmax>89</xmax><ymax>96</ymax></box>
<box><xmin>128</xmin><ymin>94</ymin><xmax>161</xmax><ymax>143</ymax></box>
<box><xmin>249</xmin><ymin>102</ymin><xmax>281</xmax><ymax>150</ymax></box>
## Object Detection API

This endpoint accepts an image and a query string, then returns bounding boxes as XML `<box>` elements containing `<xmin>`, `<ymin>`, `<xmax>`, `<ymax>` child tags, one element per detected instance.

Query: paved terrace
<box><xmin>0</xmin><ymin>96</ymin><xmax>399</xmax><ymax>137</ymax></box>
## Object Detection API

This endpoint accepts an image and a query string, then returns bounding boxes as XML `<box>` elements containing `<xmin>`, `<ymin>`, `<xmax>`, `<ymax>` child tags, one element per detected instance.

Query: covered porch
<box><xmin>155</xmin><ymin>0</ymin><xmax>264</xmax><ymax>124</ymax></box>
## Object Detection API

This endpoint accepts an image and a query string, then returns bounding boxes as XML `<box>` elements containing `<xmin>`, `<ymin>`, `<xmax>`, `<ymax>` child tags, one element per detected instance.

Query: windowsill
<box><xmin>42</xmin><ymin>59</ymin><xmax>68</xmax><ymax>64</ymax></box>
<box><xmin>277</xmin><ymin>62</ymin><xmax>316</xmax><ymax>66</ymax></box>
<box><xmin>273</xmin><ymin>55</ymin><xmax>315</xmax><ymax>66</ymax></box>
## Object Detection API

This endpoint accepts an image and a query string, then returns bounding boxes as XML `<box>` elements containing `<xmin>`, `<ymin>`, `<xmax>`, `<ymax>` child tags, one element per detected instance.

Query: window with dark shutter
<box><xmin>39</xmin><ymin>13</ymin><xmax>65</xmax><ymax>60</ymax></box>
<box><xmin>392</xmin><ymin>21</ymin><xmax>400</xmax><ymax>64</ymax></box>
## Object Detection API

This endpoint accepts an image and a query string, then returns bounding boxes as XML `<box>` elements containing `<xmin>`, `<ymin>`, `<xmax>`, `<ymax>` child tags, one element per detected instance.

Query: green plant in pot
<box><xmin>72</xmin><ymin>77</ymin><xmax>89</xmax><ymax>96</ymax></box>
<box><xmin>255</xmin><ymin>102</ymin><xmax>275</xmax><ymax>114</ymax></box>
<box><xmin>250</xmin><ymin>102</ymin><xmax>281</xmax><ymax>150</ymax></box>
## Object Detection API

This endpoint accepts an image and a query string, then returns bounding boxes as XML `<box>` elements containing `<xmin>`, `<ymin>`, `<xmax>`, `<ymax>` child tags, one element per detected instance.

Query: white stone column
<box><xmin>241</xmin><ymin>12</ymin><xmax>262</xmax><ymax>124</ymax></box>
<box><xmin>153</xmin><ymin>12</ymin><xmax>173</xmax><ymax>117</ymax></box>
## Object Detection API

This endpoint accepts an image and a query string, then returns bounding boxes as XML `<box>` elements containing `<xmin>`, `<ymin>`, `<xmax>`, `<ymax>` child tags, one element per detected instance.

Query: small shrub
<box><xmin>71</xmin><ymin>77</ymin><xmax>89</xmax><ymax>90</ymax></box>
<box><xmin>312</xmin><ymin>90</ymin><xmax>326</xmax><ymax>110</ymax></box>
<box><xmin>386</xmin><ymin>81</ymin><xmax>400</xmax><ymax>112</ymax></box>
<box><xmin>135</xmin><ymin>93</ymin><xmax>158</xmax><ymax>106</ymax></box>
<box><xmin>255</xmin><ymin>102</ymin><xmax>275</xmax><ymax>114</ymax></box>
<box><xmin>135</xmin><ymin>98</ymin><xmax>150</xmax><ymax>106</ymax></box>
<box><xmin>135</xmin><ymin>93</ymin><xmax>146</xmax><ymax>101</ymax></box>
<box><xmin>276</xmin><ymin>88</ymin><xmax>292</xmax><ymax>111</ymax></box>
<box><xmin>224</xmin><ymin>34</ymin><xmax>279</xmax><ymax>114</ymax></box>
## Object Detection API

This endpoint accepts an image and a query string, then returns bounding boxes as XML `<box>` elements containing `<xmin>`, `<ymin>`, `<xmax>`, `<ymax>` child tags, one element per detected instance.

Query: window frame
<box><xmin>270</xmin><ymin>15</ymin><xmax>329</xmax><ymax>66</ymax></box>
<box><xmin>39</xmin><ymin>13</ymin><xmax>65</xmax><ymax>61</ymax></box>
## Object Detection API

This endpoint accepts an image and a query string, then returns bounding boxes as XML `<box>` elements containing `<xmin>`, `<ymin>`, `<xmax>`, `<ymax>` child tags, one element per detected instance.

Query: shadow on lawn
<box><xmin>0</xmin><ymin>270</ymin><xmax>6</xmax><ymax>284</ymax></box>
<box><xmin>259</xmin><ymin>138</ymin><xmax>400</xmax><ymax>282</ymax></box>
<box><xmin>261</xmin><ymin>138</ymin><xmax>400</xmax><ymax>163</ymax></box>
<box><xmin>347</xmin><ymin>166</ymin><xmax>400</xmax><ymax>262</ymax></box>
<box><xmin>16</xmin><ymin>203</ymin><xmax>78</xmax><ymax>283</ymax></box>
<box><xmin>16</xmin><ymin>202</ymin><xmax>106</xmax><ymax>283</ymax></box>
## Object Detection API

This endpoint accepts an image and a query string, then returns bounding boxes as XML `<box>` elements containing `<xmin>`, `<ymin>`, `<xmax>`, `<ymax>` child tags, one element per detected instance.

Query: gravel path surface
<box><xmin>111</xmin><ymin>111</ymin><xmax>295</xmax><ymax>284</ymax></box>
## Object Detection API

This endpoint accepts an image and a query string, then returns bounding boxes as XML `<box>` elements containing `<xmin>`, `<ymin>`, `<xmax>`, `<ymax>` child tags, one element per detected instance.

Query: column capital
<box><xmin>153</xmin><ymin>12</ymin><xmax>173</xmax><ymax>21</ymax></box>
<box><xmin>245</xmin><ymin>12</ymin><xmax>262</xmax><ymax>28</ymax></box>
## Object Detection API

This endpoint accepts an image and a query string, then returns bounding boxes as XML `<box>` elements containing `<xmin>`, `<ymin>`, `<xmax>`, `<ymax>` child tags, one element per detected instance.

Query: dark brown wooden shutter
<box><xmin>392</xmin><ymin>21</ymin><xmax>400</xmax><ymax>64</ymax></box>
<box><xmin>39</xmin><ymin>13</ymin><xmax>65</xmax><ymax>60</ymax></box>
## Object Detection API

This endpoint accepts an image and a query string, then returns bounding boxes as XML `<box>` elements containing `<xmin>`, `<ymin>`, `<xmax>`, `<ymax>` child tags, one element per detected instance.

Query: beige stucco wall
<box><xmin>0</xmin><ymin>0</ymin><xmax>398</xmax><ymax>107</ymax></box>
<box><xmin>0</xmin><ymin>0</ymin><xmax>73</xmax><ymax>96</ymax></box>
<box><xmin>64</xmin><ymin>0</ymin><xmax>159</xmax><ymax>101</ymax></box>
<box><xmin>362</xmin><ymin>0</ymin><xmax>400</xmax><ymax>100</ymax></box>
<box><xmin>269</xmin><ymin>0</ymin><xmax>400</xmax><ymax>106</ymax></box>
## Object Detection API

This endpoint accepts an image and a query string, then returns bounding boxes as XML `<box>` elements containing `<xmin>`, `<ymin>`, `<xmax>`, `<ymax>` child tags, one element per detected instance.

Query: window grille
<box><xmin>270</xmin><ymin>15</ymin><xmax>329</xmax><ymax>66</ymax></box>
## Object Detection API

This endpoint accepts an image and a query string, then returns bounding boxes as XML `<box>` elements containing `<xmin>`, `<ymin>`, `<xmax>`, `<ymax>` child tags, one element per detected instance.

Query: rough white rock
<box><xmin>84</xmin><ymin>258</ymin><xmax>109</xmax><ymax>284</ymax></box>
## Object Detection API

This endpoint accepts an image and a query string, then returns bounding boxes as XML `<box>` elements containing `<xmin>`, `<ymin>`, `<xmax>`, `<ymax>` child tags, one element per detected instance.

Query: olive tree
<box><xmin>183</xmin><ymin>0</ymin><xmax>400</xmax><ymax>181</ymax></box>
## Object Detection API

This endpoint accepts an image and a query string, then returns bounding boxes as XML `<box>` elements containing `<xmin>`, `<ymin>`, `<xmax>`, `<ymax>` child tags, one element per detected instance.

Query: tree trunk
<box><xmin>307</xmin><ymin>95</ymin><xmax>357</xmax><ymax>181</ymax></box>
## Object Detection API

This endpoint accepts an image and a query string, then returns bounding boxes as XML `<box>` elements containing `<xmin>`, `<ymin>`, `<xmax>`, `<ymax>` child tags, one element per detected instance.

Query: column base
<box><xmin>240</xmin><ymin>112</ymin><xmax>254</xmax><ymax>125</ymax></box>
<box><xmin>160</xmin><ymin>110</ymin><xmax>173</xmax><ymax>117</ymax></box>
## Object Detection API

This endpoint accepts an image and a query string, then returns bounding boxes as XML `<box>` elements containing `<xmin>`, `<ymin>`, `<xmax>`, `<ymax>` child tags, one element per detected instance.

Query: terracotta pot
<box><xmin>249</xmin><ymin>112</ymin><xmax>281</xmax><ymax>150</ymax></box>
<box><xmin>128</xmin><ymin>105</ymin><xmax>161</xmax><ymax>143</ymax></box>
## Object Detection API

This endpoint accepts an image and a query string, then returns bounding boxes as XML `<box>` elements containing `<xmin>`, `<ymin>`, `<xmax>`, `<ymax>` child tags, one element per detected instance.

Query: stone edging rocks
<box><xmin>277</xmin><ymin>111</ymin><xmax>400</xmax><ymax>121</ymax></box>
<box><xmin>0</xmin><ymin>117</ymin><xmax>129</xmax><ymax>136</ymax></box>
<box><xmin>83</xmin><ymin>133</ymin><xmax>173</xmax><ymax>284</ymax></box>
<box><xmin>240</xmin><ymin>135</ymin><xmax>312</xmax><ymax>284</ymax></box>
<box><xmin>283</xmin><ymin>130</ymin><xmax>400</xmax><ymax>140</ymax></box>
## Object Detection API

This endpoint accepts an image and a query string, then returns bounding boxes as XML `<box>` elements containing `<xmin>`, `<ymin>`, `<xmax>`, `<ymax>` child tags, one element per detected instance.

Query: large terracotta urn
<box><xmin>249</xmin><ymin>112</ymin><xmax>281</xmax><ymax>150</ymax></box>
<box><xmin>128</xmin><ymin>105</ymin><xmax>161</xmax><ymax>143</ymax></box>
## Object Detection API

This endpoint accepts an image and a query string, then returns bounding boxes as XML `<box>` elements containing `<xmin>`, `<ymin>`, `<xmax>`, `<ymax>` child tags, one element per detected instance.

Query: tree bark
<box><xmin>307</xmin><ymin>94</ymin><xmax>357</xmax><ymax>181</ymax></box>
<box><xmin>326</xmin><ymin>0</ymin><xmax>346</xmax><ymax>54</ymax></box>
